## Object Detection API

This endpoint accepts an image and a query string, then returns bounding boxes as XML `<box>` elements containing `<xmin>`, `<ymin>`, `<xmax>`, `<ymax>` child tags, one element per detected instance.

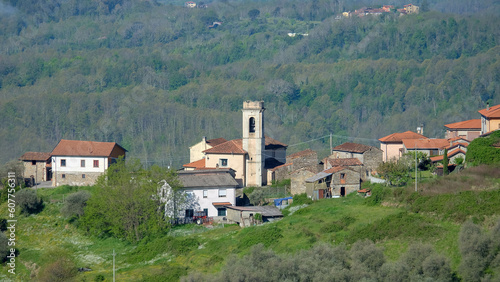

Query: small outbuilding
<box><xmin>226</xmin><ymin>206</ymin><xmax>283</xmax><ymax>227</ymax></box>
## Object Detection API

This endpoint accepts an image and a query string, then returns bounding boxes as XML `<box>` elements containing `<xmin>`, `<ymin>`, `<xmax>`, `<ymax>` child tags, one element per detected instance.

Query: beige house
<box><xmin>404</xmin><ymin>4</ymin><xmax>419</xmax><ymax>14</ymax></box>
<box><xmin>189</xmin><ymin>137</ymin><xmax>227</xmax><ymax>162</ymax></box>
<box><xmin>19</xmin><ymin>152</ymin><xmax>52</xmax><ymax>183</ymax></box>
<box><xmin>479</xmin><ymin>103</ymin><xmax>500</xmax><ymax>135</ymax></box>
<box><xmin>379</xmin><ymin>131</ymin><xmax>427</xmax><ymax>162</ymax></box>
<box><xmin>444</xmin><ymin>119</ymin><xmax>481</xmax><ymax>141</ymax></box>
<box><xmin>185</xmin><ymin>101</ymin><xmax>287</xmax><ymax>187</ymax></box>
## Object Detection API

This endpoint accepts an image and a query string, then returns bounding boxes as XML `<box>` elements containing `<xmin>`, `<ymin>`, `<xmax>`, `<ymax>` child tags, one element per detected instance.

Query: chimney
<box><xmin>487</xmin><ymin>102</ymin><xmax>490</xmax><ymax>111</ymax></box>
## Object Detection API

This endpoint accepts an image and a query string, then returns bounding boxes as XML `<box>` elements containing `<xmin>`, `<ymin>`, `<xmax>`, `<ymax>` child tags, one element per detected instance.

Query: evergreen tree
<box><xmin>442</xmin><ymin>148</ymin><xmax>449</xmax><ymax>175</ymax></box>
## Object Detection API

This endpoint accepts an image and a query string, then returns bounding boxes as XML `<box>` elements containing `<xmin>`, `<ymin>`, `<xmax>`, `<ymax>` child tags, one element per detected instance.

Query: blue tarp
<box><xmin>274</xmin><ymin>197</ymin><xmax>293</xmax><ymax>207</ymax></box>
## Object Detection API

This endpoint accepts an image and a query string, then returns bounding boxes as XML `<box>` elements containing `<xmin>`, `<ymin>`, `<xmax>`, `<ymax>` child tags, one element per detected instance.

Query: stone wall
<box><xmin>290</xmin><ymin>169</ymin><xmax>316</xmax><ymax>195</ymax></box>
<box><xmin>331</xmin><ymin>169</ymin><xmax>360</xmax><ymax>196</ymax></box>
<box><xmin>22</xmin><ymin>161</ymin><xmax>46</xmax><ymax>182</ymax></box>
<box><xmin>53</xmin><ymin>172</ymin><xmax>102</xmax><ymax>186</ymax></box>
<box><xmin>362</xmin><ymin>147</ymin><xmax>383</xmax><ymax>176</ymax></box>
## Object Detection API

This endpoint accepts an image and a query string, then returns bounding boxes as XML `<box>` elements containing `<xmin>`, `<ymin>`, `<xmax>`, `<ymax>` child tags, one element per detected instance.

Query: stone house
<box><xmin>268</xmin><ymin>149</ymin><xmax>321</xmax><ymax>185</ymax></box>
<box><xmin>290</xmin><ymin>168</ymin><xmax>317</xmax><ymax>195</ymax></box>
<box><xmin>444</xmin><ymin>119</ymin><xmax>481</xmax><ymax>141</ymax></box>
<box><xmin>479</xmin><ymin>103</ymin><xmax>500</xmax><ymax>135</ymax></box>
<box><xmin>19</xmin><ymin>152</ymin><xmax>52</xmax><ymax>183</ymax></box>
<box><xmin>51</xmin><ymin>139</ymin><xmax>127</xmax><ymax>186</ymax></box>
<box><xmin>306</xmin><ymin>166</ymin><xmax>360</xmax><ymax>200</ymax></box>
<box><xmin>379</xmin><ymin>131</ymin><xmax>428</xmax><ymax>162</ymax></box>
<box><xmin>330</xmin><ymin>142</ymin><xmax>382</xmax><ymax>179</ymax></box>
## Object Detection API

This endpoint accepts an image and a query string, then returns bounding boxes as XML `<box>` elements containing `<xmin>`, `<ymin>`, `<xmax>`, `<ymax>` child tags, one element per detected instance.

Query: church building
<box><xmin>183</xmin><ymin>101</ymin><xmax>287</xmax><ymax>187</ymax></box>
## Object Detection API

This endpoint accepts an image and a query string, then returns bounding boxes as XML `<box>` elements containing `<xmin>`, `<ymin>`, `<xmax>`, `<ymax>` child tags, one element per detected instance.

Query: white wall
<box><xmin>52</xmin><ymin>156</ymin><xmax>108</xmax><ymax>173</ymax></box>
<box><xmin>181</xmin><ymin>187</ymin><xmax>236</xmax><ymax>217</ymax></box>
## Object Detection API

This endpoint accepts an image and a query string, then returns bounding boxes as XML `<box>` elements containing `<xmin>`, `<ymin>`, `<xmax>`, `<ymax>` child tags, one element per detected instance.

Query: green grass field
<box><xmin>1</xmin><ymin>168</ymin><xmax>499</xmax><ymax>281</ymax></box>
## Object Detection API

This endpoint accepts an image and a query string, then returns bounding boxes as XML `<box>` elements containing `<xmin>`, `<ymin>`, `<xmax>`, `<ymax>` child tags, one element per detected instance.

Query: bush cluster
<box><xmin>16</xmin><ymin>189</ymin><xmax>43</xmax><ymax>215</ymax></box>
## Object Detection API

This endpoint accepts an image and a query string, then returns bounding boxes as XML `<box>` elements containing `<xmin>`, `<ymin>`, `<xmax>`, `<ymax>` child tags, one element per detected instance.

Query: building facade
<box><xmin>19</xmin><ymin>152</ymin><xmax>52</xmax><ymax>183</ymax></box>
<box><xmin>51</xmin><ymin>140</ymin><xmax>127</xmax><ymax>186</ymax></box>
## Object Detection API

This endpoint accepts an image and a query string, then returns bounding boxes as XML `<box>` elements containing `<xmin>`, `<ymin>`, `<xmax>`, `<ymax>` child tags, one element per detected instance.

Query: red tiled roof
<box><xmin>324</xmin><ymin>166</ymin><xmax>350</xmax><ymax>174</ymax></box>
<box><xmin>183</xmin><ymin>158</ymin><xmax>206</xmax><ymax>169</ymax></box>
<box><xmin>447</xmin><ymin>136</ymin><xmax>470</xmax><ymax>143</ymax></box>
<box><xmin>207</xmin><ymin>138</ymin><xmax>227</xmax><ymax>147</ymax></box>
<box><xmin>287</xmin><ymin>149</ymin><xmax>316</xmax><ymax>159</ymax></box>
<box><xmin>265</xmin><ymin>136</ymin><xmax>288</xmax><ymax>147</ymax></box>
<box><xmin>332</xmin><ymin>142</ymin><xmax>375</xmax><ymax>153</ymax></box>
<box><xmin>212</xmin><ymin>202</ymin><xmax>232</xmax><ymax>206</ymax></box>
<box><xmin>270</xmin><ymin>162</ymin><xmax>292</xmax><ymax>171</ymax></box>
<box><xmin>444</xmin><ymin>119</ymin><xmax>481</xmax><ymax>130</ymax></box>
<box><xmin>379</xmin><ymin>131</ymin><xmax>427</xmax><ymax>143</ymax></box>
<box><xmin>358</xmin><ymin>189</ymin><xmax>370</xmax><ymax>193</ymax></box>
<box><xmin>402</xmin><ymin>138</ymin><xmax>450</xmax><ymax>149</ymax></box>
<box><xmin>203</xmin><ymin>139</ymin><xmax>246</xmax><ymax>154</ymax></box>
<box><xmin>445</xmin><ymin>142</ymin><xmax>468</xmax><ymax>151</ymax></box>
<box><xmin>430</xmin><ymin>148</ymin><xmax>466</xmax><ymax>163</ymax></box>
<box><xmin>19</xmin><ymin>152</ymin><xmax>51</xmax><ymax>161</ymax></box>
<box><xmin>478</xmin><ymin>104</ymin><xmax>500</xmax><ymax>118</ymax></box>
<box><xmin>51</xmin><ymin>140</ymin><xmax>127</xmax><ymax>157</ymax></box>
<box><xmin>326</xmin><ymin>158</ymin><xmax>363</xmax><ymax>167</ymax></box>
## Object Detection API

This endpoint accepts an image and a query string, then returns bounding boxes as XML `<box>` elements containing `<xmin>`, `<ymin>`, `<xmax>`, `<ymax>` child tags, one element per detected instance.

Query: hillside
<box><xmin>1</xmin><ymin>165</ymin><xmax>499</xmax><ymax>281</ymax></box>
<box><xmin>0</xmin><ymin>0</ymin><xmax>499</xmax><ymax>167</ymax></box>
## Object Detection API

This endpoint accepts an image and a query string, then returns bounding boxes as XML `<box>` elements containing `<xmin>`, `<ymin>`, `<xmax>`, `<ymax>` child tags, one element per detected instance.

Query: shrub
<box><xmin>61</xmin><ymin>190</ymin><xmax>91</xmax><ymax>219</ymax></box>
<box><xmin>292</xmin><ymin>193</ymin><xmax>313</xmax><ymax>205</ymax></box>
<box><xmin>0</xmin><ymin>232</ymin><xmax>9</xmax><ymax>261</ymax></box>
<box><xmin>16</xmin><ymin>189</ymin><xmax>43</xmax><ymax>215</ymax></box>
<box><xmin>38</xmin><ymin>257</ymin><xmax>77</xmax><ymax>282</ymax></box>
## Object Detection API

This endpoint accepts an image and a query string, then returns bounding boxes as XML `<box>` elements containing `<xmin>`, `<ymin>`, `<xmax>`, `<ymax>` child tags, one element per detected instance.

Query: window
<box><xmin>340</xmin><ymin>173</ymin><xmax>345</xmax><ymax>179</ymax></box>
<box><xmin>249</xmin><ymin>117</ymin><xmax>255</xmax><ymax>133</ymax></box>
<box><xmin>81</xmin><ymin>160</ymin><xmax>85</xmax><ymax>167</ymax></box>
<box><xmin>62</xmin><ymin>174</ymin><xmax>66</xmax><ymax>179</ymax></box>
<box><xmin>203</xmin><ymin>208</ymin><xmax>208</xmax><ymax>217</ymax></box>
<box><xmin>82</xmin><ymin>174</ymin><xmax>85</xmax><ymax>179</ymax></box>
<box><xmin>31</xmin><ymin>161</ymin><xmax>36</xmax><ymax>166</ymax></box>
<box><xmin>203</xmin><ymin>190</ymin><xmax>208</xmax><ymax>198</ymax></box>
<box><xmin>93</xmin><ymin>160</ymin><xmax>99</xmax><ymax>168</ymax></box>
<box><xmin>219</xmin><ymin>159</ymin><xmax>228</xmax><ymax>167</ymax></box>
<box><xmin>61</xmin><ymin>159</ymin><xmax>66</xmax><ymax>167</ymax></box>
<box><xmin>185</xmin><ymin>209</ymin><xmax>194</xmax><ymax>218</ymax></box>
<box><xmin>217</xmin><ymin>208</ymin><xmax>227</xmax><ymax>216</ymax></box>
<box><xmin>218</xmin><ymin>189</ymin><xmax>227</xmax><ymax>197</ymax></box>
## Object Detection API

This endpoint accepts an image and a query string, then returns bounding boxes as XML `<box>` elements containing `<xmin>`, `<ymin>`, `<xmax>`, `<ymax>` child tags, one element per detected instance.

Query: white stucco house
<box><xmin>51</xmin><ymin>139</ymin><xmax>127</xmax><ymax>186</ymax></box>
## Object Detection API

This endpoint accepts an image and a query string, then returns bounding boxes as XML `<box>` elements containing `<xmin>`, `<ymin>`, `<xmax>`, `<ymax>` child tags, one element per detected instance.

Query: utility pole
<box><xmin>113</xmin><ymin>249</ymin><xmax>116</xmax><ymax>282</ymax></box>
<box><xmin>330</xmin><ymin>133</ymin><xmax>332</xmax><ymax>155</ymax></box>
<box><xmin>415</xmin><ymin>141</ymin><xmax>418</xmax><ymax>192</ymax></box>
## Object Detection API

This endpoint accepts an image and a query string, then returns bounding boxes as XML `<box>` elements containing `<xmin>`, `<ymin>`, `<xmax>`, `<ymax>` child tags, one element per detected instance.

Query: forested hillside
<box><xmin>0</xmin><ymin>0</ymin><xmax>499</xmax><ymax>167</ymax></box>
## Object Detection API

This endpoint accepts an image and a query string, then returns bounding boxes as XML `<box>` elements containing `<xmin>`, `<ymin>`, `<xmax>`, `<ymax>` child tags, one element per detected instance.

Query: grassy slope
<box><xmin>1</xmin><ymin>175</ymin><xmax>499</xmax><ymax>281</ymax></box>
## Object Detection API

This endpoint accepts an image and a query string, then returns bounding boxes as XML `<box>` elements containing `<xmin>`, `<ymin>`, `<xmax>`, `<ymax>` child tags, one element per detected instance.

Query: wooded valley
<box><xmin>0</xmin><ymin>0</ymin><xmax>499</xmax><ymax>167</ymax></box>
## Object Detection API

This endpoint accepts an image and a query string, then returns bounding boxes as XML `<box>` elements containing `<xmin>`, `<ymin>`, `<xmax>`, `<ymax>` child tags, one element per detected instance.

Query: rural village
<box><xmin>19</xmin><ymin>101</ymin><xmax>500</xmax><ymax>227</ymax></box>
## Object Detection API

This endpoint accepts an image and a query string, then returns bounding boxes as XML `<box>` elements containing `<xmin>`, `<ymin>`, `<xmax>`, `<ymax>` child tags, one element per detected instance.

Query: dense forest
<box><xmin>0</xmin><ymin>0</ymin><xmax>499</xmax><ymax>167</ymax></box>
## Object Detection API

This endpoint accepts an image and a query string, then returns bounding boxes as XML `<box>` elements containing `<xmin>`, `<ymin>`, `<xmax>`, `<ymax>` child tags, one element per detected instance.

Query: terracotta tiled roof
<box><xmin>445</xmin><ymin>142</ymin><xmax>468</xmax><ymax>151</ymax></box>
<box><xmin>402</xmin><ymin>138</ymin><xmax>450</xmax><ymax>150</ymax></box>
<box><xmin>207</xmin><ymin>138</ymin><xmax>227</xmax><ymax>147</ymax></box>
<box><xmin>51</xmin><ymin>140</ymin><xmax>127</xmax><ymax>157</ymax></box>
<box><xmin>430</xmin><ymin>149</ymin><xmax>466</xmax><ymax>163</ymax></box>
<box><xmin>332</xmin><ymin>142</ymin><xmax>376</xmax><ymax>153</ymax></box>
<box><xmin>447</xmin><ymin>137</ymin><xmax>470</xmax><ymax>143</ymax></box>
<box><xmin>444</xmin><ymin>119</ymin><xmax>481</xmax><ymax>130</ymax></box>
<box><xmin>183</xmin><ymin>158</ymin><xmax>206</xmax><ymax>169</ymax></box>
<box><xmin>379</xmin><ymin>131</ymin><xmax>427</xmax><ymax>143</ymax></box>
<box><xmin>265</xmin><ymin>136</ymin><xmax>288</xmax><ymax>147</ymax></box>
<box><xmin>269</xmin><ymin>162</ymin><xmax>292</xmax><ymax>172</ymax></box>
<box><xmin>324</xmin><ymin>166</ymin><xmax>350</xmax><ymax>174</ymax></box>
<box><xmin>19</xmin><ymin>152</ymin><xmax>51</xmax><ymax>161</ymax></box>
<box><xmin>287</xmin><ymin>149</ymin><xmax>316</xmax><ymax>159</ymax></box>
<box><xmin>203</xmin><ymin>139</ymin><xmax>246</xmax><ymax>154</ymax></box>
<box><xmin>327</xmin><ymin>158</ymin><xmax>363</xmax><ymax>167</ymax></box>
<box><xmin>478</xmin><ymin>104</ymin><xmax>500</xmax><ymax>118</ymax></box>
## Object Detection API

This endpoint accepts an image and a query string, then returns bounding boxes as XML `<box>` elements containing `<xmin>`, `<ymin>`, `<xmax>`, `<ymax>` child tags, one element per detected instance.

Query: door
<box><xmin>340</xmin><ymin>187</ymin><xmax>345</xmax><ymax>197</ymax></box>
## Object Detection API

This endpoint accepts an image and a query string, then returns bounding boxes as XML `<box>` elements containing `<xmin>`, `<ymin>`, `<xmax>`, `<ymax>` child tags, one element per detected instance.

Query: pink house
<box><xmin>379</xmin><ymin>131</ymin><xmax>427</xmax><ymax>162</ymax></box>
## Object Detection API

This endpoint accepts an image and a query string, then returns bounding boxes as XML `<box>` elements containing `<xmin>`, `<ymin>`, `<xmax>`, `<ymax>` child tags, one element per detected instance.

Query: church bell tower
<box><xmin>242</xmin><ymin>101</ymin><xmax>265</xmax><ymax>187</ymax></box>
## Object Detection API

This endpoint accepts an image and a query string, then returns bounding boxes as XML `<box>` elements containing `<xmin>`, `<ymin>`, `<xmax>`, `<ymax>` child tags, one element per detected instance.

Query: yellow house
<box><xmin>479</xmin><ymin>103</ymin><xmax>500</xmax><ymax>135</ymax></box>
<box><xmin>189</xmin><ymin>137</ymin><xmax>227</xmax><ymax>162</ymax></box>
